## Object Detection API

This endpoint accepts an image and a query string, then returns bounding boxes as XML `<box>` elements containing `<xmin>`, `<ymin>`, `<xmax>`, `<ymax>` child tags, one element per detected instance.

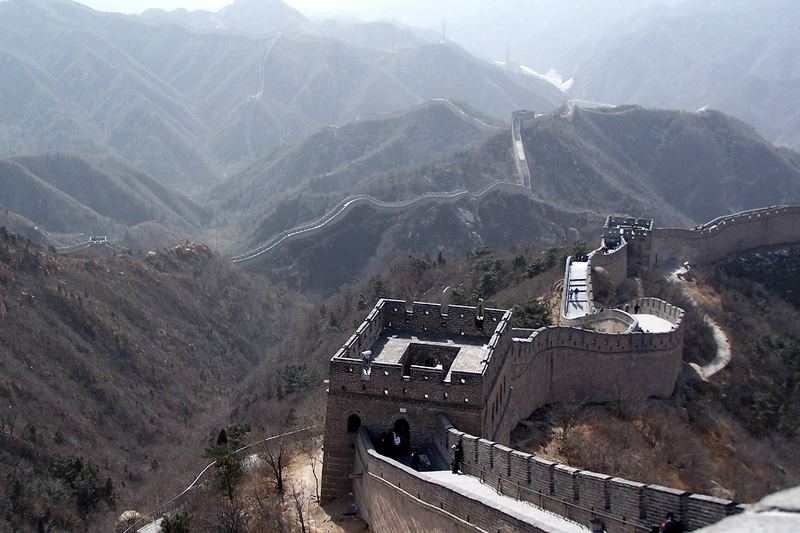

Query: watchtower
<box><xmin>603</xmin><ymin>216</ymin><xmax>653</xmax><ymax>275</ymax></box>
<box><xmin>320</xmin><ymin>299</ymin><xmax>513</xmax><ymax>501</ymax></box>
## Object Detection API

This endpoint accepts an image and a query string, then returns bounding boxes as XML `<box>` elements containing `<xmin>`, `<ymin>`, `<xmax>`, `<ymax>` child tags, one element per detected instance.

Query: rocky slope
<box><xmin>0</xmin><ymin>153</ymin><xmax>209</xmax><ymax>246</ymax></box>
<box><xmin>0</xmin><ymin>232</ymin><xmax>310</xmax><ymax>531</ymax></box>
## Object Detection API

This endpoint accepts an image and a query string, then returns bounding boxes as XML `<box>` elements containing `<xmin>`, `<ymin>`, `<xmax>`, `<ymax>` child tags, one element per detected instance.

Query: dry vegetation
<box><xmin>0</xmin><ymin>230</ymin><xmax>318</xmax><ymax>531</ymax></box>
<box><xmin>4</xmin><ymin>227</ymin><xmax>798</xmax><ymax>530</ymax></box>
<box><xmin>511</xmin><ymin>248</ymin><xmax>800</xmax><ymax>503</ymax></box>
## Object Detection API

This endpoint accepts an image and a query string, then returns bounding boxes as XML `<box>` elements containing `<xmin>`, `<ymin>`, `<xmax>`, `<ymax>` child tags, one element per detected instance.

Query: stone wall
<box><xmin>353</xmin><ymin>428</ymin><xmax>555</xmax><ymax>533</ymax></box>
<box><xmin>443</xmin><ymin>423</ymin><xmax>743</xmax><ymax>532</ymax></box>
<box><xmin>589</xmin><ymin>240</ymin><xmax>628</xmax><ymax>287</ymax></box>
<box><xmin>652</xmin><ymin>205</ymin><xmax>800</xmax><ymax>266</ymax></box>
<box><xmin>505</xmin><ymin>301</ymin><xmax>684</xmax><ymax>434</ymax></box>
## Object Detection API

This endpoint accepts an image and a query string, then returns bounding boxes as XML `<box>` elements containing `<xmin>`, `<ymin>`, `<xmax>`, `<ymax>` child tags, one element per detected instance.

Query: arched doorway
<box><xmin>393</xmin><ymin>418</ymin><xmax>410</xmax><ymax>450</ymax></box>
<box><xmin>347</xmin><ymin>414</ymin><xmax>361</xmax><ymax>434</ymax></box>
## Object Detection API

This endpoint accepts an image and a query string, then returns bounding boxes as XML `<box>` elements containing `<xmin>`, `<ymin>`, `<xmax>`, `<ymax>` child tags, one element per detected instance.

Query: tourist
<box><xmin>410</xmin><ymin>449</ymin><xmax>421</xmax><ymax>471</ymax></box>
<box><xmin>660</xmin><ymin>512</ymin><xmax>685</xmax><ymax>533</ymax></box>
<box><xmin>377</xmin><ymin>432</ymin><xmax>388</xmax><ymax>455</ymax></box>
<box><xmin>452</xmin><ymin>441</ymin><xmax>464</xmax><ymax>474</ymax></box>
<box><xmin>387</xmin><ymin>430</ymin><xmax>397</xmax><ymax>457</ymax></box>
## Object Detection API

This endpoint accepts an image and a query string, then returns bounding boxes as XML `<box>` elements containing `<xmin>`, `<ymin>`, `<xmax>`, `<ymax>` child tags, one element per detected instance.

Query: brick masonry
<box><xmin>320</xmin><ymin>204</ymin><xmax>800</xmax><ymax>530</ymax></box>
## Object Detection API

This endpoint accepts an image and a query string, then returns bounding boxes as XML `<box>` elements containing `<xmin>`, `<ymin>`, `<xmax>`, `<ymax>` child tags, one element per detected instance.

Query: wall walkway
<box><xmin>353</xmin><ymin>428</ymin><xmax>585</xmax><ymax>533</ymax></box>
<box><xmin>441</xmin><ymin>419</ymin><xmax>742</xmax><ymax>533</ymax></box>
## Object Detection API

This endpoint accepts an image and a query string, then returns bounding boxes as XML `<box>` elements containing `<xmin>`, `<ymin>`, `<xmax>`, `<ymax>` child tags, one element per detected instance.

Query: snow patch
<box><xmin>519</xmin><ymin>65</ymin><xmax>574</xmax><ymax>92</ymax></box>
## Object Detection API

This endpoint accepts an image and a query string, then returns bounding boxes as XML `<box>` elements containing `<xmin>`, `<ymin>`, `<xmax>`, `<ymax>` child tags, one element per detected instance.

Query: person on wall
<box><xmin>660</xmin><ymin>512</ymin><xmax>685</xmax><ymax>533</ymax></box>
<box><xmin>410</xmin><ymin>449</ymin><xmax>421</xmax><ymax>471</ymax></box>
<box><xmin>452</xmin><ymin>441</ymin><xmax>464</xmax><ymax>474</ymax></box>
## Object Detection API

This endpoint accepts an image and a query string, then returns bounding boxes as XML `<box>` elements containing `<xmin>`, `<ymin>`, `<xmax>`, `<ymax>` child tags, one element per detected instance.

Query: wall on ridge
<box><xmin>498</xmin><ymin>299</ymin><xmax>684</xmax><ymax>443</ymax></box>
<box><xmin>653</xmin><ymin>205</ymin><xmax>800</xmax><ymax>266</ymax></box>
<box><xmin>442</xmin><ymin>423</ymin><xmax>742</xmax><ymax>532</ymax></box>
<box><xmin>590</xmin><ymin>240</ymin><xmax>628</xmax><ymax>287</ymax></box>
<box><xmin>352</xmin><ymin>428</ymin><xmax>553</xmax><ymax>533</ymax></box>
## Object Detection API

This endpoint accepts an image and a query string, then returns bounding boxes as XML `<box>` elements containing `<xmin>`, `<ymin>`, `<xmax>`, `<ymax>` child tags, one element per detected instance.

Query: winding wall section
<box><xmin>653</xmin><ymin>205</ymin><xmax>800</xmax><ymax>266</ymax></box>
<box><xmin>231</xmin><ymin>181</ymin><xmax>531</xmax><ymax>263</ymax></box>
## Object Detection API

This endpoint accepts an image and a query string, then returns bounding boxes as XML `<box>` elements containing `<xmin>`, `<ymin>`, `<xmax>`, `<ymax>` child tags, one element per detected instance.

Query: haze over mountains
<box><xmin>230</xmin><ymin>102</ymin><xmax>800</xmax><ymax>291</ymax></box>
<box><xmin>208</xmin><ymin>99</ymin><xmax>501</xmax><ymax>250</ymax></box>
<box><xmin>2</xmin><ymin>0</ymin><xmax>800</xmax><ymax>531</ymax></box>
<box><xmin>0</xmin><ymin>0</ymin><xmax>561</xmax><ymax>188</ymax></box>
<box><xmin>0</xmin><ymin>154</ymin><xmax>209</xmax><ymax>245</ymax></box>
<box><xmin>523</xmin><ymin>105</ymin><xmax>800</xmax><ymax>225</ymax></box>
<box><xmin>278</xmin><ymin>0</ymin><xmax>800</xmax><ymax>152</ymax></box>
<box><xmin>565</xmin><ymin>0</ymin><xmax>800</xmax><ymax>151</ymax></box>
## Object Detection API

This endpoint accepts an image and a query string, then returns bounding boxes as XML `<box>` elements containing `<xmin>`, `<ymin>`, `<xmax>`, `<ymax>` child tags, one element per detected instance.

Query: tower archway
<box><xmin>393</xmin><ymin>418</ymin><xmax>410</xmax><ymax>449</ymax></box>
<box><xmin>347</xmin><ymin>414</ymin><xmax>361</xmax><ymax>434</ymax></box>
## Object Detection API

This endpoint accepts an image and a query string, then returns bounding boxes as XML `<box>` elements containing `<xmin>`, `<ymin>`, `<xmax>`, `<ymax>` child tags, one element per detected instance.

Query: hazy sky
<box><xmin>79</xmin><ymin>0</ymin><xmax>378</xmax><ymax>16</ymax></box>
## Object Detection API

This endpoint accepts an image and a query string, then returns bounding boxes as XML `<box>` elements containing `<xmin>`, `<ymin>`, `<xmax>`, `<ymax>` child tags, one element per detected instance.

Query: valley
<box><xmin>1</xmin><ymin>0</ymin><xmax>800</xmax><ymax>531</ymax></box>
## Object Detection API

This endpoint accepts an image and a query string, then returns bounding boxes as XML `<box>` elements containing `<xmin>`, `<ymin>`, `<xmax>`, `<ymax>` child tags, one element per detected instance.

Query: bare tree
<box><xmin>553</xmin><ymin>398</ymin><xmax>585</xmax><ymax>463</ymax></box>
<box><xmin>248</xmin><ymin>478</ymin><xmax>289</xmax><ymax>533</ymax></box>
<box><xmin>260</xmin><ymin>438</ymin><xmax>290</xmax><ymax>494</ymax></box>
<box><xmin>0</xmin><ymin>412</ymin><xmax>18</xmax><ymax>437</ymax></box>
<box><xmin>297</xmin><ymin>435</ymin><xmax>323</xmax><ymax>502</ymax></box>
<box><xmin>289</xmin><ymin>481</ymin><xmax>310</xmax><ymax>533</ymax></box>
<box><xmin>205</xmin><ymin>498</ymin><xmax>246</xmax><ymax>533</ymax></box>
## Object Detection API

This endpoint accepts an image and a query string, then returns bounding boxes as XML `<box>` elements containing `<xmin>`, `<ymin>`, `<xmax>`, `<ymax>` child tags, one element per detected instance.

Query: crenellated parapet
<box><xmin>322</xmin><ymin>201</ymin><xmax>800</xmax><ymax>530</ymax></box>
<box><xmin>441</xmin><ymin>417</ymin><xmax>742</xmax><ymax>532</ymax></box>
<box><xmin>652</xmin><ymin>205</ymin><xmax>800</xmax><ymax>266</ymax></box>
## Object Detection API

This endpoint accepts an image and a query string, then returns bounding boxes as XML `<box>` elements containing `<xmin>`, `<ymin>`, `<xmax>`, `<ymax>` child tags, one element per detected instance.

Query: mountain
<box><xmin>0</xmin><ymin>234</ymin><xmax>312</xmax><ymax>530</ymax></box>
<box><xmin>0</xmin><ymin>154</ymin><xmax>209</xmax><ymax>244</ymax></box>
<box><xmin>306</xmin><ymin>0</ymin><xmax>677</xmax><ymax>71</ymax></box>
<box><xmin>0</xmin><ymin>0</ymin><xmax>220</xmax><ymax>186</ymax></box>
<box><xmin>380</xmin><ymin>42</ymin><xmax>560</xmax><ymax>119</ymax></box>
<box><xmin>0</xmin><ymin>0</ymin><xmax>561</xmax><ymax>188</ymax></box>
<box><xmin>140</xmin><ymin>0</ymin><xmax>313</xmax><ymax>36</ymax></box>
<box><xmin>565</xmin><ymin>0</ymin><xmax>800</xmax><ymax>150</ymax></box>
<box><xmin>249</xmin><ymin>192</ymin><xmax>599</xmax><ymax>293</ymax></box>
<box><xmin>317</xmin><ymin>19</ymin><xmax>433</xmax><ymax>53</ymax></box>
<box><xmin>220</xmin><ymin>103</ymin><xmax>800</xmax><ymax>291</ymax></box>
<box><xmin>208</xmin><ymin>100</ymin><xmax>504</xmax><ymax>251</ymax></box>
<box><xmin>522</xmin><ymin>104</ymin><xmax>800</xmax><ymax>225</ymax></box>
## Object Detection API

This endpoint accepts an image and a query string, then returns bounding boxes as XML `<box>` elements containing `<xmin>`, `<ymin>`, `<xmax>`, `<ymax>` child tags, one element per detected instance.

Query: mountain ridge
<box><xmin>0</xmin><ymin>0</ymin><xmax>562</xmax><ymax>187</ymax></box>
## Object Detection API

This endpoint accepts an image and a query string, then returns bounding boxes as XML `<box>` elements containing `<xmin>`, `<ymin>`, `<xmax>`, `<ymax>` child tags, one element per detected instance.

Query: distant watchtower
<box><xmin>321</xmin><ymin>299</ymin><xmax>513</xmax><ymax>501</ymax></box>
<box><xmin>603</xmin><ymin>216</ymin><xmax>653</xmax><ymax>275</ymax></box>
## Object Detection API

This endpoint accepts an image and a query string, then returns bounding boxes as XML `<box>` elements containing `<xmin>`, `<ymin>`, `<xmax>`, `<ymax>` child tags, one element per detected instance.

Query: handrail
<box><xmin>460</xmin><ymin>463</ymin><xmax>652</xmax><ymax>532</ymax></box>
<box><xmin>123</xmin><ymin>425</ymin><xmax>321</xmax><ymax>533</ymax></box>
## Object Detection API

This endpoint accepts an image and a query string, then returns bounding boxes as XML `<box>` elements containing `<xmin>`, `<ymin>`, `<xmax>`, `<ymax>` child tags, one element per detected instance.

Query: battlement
<box><xmin>331</xmin><ymin>299</ymin><xmax>511</xmax><ymax>381</ymax></box>
<box><xmin>442</xmin><ymin>419</ymin><xmax>742</xmax><ymax>532</ymax></box>
<box><xmin>323</xmin><ymin>200</ymin><xmax>800</xmax><ymax>530</ymax></box>
<box><xmin>603</xmin><ymin>216</ymin><xmax>653</xmax><ymax>247</ymax></box>
<box><xmin>652</xmin><ymin>204</ymin><xmax>800</xmax><ymax>266</ymax></box>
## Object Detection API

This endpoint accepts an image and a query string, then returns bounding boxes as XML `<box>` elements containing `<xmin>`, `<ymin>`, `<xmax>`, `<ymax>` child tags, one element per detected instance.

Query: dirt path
<box><xmin>668</xmin><ymin>266</ymin><xmax>732</xmax><ymax>379</ymax></box>
<box><xmin>284</xmin><ymin>447</ymin><xmax>368</xmax><ymax>533</ymax></box>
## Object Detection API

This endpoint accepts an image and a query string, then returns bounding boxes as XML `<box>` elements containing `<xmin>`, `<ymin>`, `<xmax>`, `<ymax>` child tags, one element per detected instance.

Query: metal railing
<box><xmin>122</xmin><ymin>425</ymin><xmax>321</xmax><ymax>533</ymax></box>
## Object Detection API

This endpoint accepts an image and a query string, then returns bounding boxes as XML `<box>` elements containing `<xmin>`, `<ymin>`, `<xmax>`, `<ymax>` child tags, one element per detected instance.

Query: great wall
<box><xmin>230</xmin><ymin>108</ymin><xmax>537</xmax><ymax>263</ymax></box>
<box><xmin>231</xmin><ymin>181</ymin><xmax>531</xmax><ymax>263</ymax></box>
<box><xmin>120</xmin><ymin>108</ymin><xmax>800</xmax><ymax>532</ymax></box>
<box><xmin>320</xmin><ymin>143</ymin><xmax>800</xmax><ymax>531</ymax></box>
